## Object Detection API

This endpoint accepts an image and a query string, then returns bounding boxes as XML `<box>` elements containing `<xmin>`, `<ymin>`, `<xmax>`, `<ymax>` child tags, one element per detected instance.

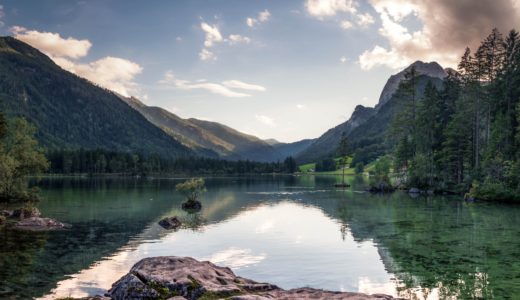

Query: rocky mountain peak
<box><xmin>375</xmin><ymin>60</ymin><xmax>447</xmax><ymax>109</ymax></box>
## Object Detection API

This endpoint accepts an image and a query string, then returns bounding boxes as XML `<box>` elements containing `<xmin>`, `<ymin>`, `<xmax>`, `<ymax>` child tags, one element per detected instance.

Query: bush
<box><xmin>176</xmin><ymin>178</ymin><xmax>206</xmax><ymax>202</ymax></box>
<box><xmin>469</xmin><ymin>181</ymin><xmax>519</xmax><ymax>202</ymax></box>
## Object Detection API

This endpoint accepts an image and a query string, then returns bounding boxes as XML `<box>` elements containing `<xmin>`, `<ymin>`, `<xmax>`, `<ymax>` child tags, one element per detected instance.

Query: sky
<box><xmin>1</xmin><ymin>0</ymin><xmax>520</xmax><ymax>142</ymax></box>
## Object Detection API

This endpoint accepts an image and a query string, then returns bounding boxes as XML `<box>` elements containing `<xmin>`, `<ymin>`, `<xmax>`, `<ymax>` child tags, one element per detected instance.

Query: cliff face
<box><xmin>375</xmin><ymin>61</ymin><xmax>447</xmax><ymax>110</ymax></box>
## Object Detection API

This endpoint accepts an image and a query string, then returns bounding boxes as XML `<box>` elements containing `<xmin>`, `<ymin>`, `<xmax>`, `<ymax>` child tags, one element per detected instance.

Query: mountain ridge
<box><xmin>0</xmin><ymin>36</ymin><xmax>193</xmax><ymax>159</ymax></box>
<box><xmin>296</xmin><ymin>60</ymin><xmax>447</xmax><ymax>164</ymax></box>
<box><xmin>120</xmin><ymin>96</ymin><xmax>309</xmax><ymax>162</ymax></box>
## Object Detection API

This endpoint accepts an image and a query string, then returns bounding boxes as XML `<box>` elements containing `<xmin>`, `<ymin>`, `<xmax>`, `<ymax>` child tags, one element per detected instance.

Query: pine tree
<box><xmin>390</xmin><ymin>66</ymin><xmax>421</xmax><ymax>174</ymax></box>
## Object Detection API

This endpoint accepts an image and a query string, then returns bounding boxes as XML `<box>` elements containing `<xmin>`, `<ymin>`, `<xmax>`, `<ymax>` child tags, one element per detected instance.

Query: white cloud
<box><xmin>246</xmin><ymin>9</ymin><xmax>271</xmax><ymax>27</ymax></box>
<box><xmin>258</xmin><ymin>9</ymin><xmax>271</xmax><ymax>22</ymax></box>
<box><xmin>199</xmin><ymin>22</ymin><xmax>250</xmax><ymax>61</ymax></box>
<box><xmin>199</xmin><ymin>48</ymin><xmax>216</xmax><ymax>61</ymax></box>
<box><xmin>160</xmin><ymin>71</ymin><xmax>267</xmax><ymax>98</ymax></box>
<box><xmin>296</xmin><ymin>104</ymin><xmax>307</xmax><ymax>110</ymax></box>
<box><xmin>359</xmin><ymin>0</ymin><xmax>520</xmax><ymax>70</ymax></box>
<box><xmin>356</xmin><ymin>12</ymin><xmax>375</xmax><ymax>27</ymax></box>
<box><xmin>11</xmin><ymin>27</ymin><xmax>141</xmax><ymax>96</ymax></box>
<box><xmin>340</xmin><ymin>56</ymin><xmax>348</xmax><ymax>63</ymax></box>
<box><xmin>198</xmin><ymin>22</ymin><xmax>223</xmax><ymax>61</ymax></box>
<box><xmin>246</xmin><ymin>18</ymin><xmax>256</xmax><ymax>28</ymax></box>
<box><xmin>11</xmin><ymin>26</ymin><xmax>91</xmax><ymax>59</ymax></box>
<box><xmin>255</xmin><ymin>114</ymin><xmax>276</xmax><ymax>127</ymax></box>
<box><xmin>228</xmin><ymin>34</ymin><xmax>251</xmax><ymax>45</ymax></box>
<box><xmin>222</xmin><ymin>80</ymin><xmax>265</xmax><ymax>91</ymax></box>
<box><xmin>306</xmin><ymin>0</ymin><xmax>374</xmax><ymax>31</ymax></box>
<box><xmin>200</xmin><ymin>22</ymin><xmax>222</xmax><ymax>48</ymax></box>
<box><xmin>306</xmin><ymin>0</ymin><xmax>357</xmax><ymax>18</ymax></box>
<box><xmin>340</xmin><ymin>20</ymin><xmax>353</xmax><ymax>29</ymax></box>
<box><xmin>359</xmin><ymin>45</ymin><xmax>405</xmax><ymax>70</ymax></box>
<box><xmin>69</xmin><ymin>57</ymin><xmax>143</xmax><ymax>96</ymax></box>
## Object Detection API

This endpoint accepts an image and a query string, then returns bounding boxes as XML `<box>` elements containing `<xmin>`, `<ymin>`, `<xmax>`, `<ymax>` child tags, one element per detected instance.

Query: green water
<box><xmin>1</xmin><ymin>175</ymin><xmax>520</xmax><ymax>299</ymax></box>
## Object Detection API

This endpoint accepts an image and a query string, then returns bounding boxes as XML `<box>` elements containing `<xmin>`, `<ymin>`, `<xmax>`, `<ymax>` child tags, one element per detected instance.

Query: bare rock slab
<box><xmin>15</xmin><ymin>217</ymin><xmax>66</xmax><ymax>230</ymax></box>
<box><xmin>107</xmin><ymin>256</ymin><xmax>402</xmax><ymax>300</ymax></box>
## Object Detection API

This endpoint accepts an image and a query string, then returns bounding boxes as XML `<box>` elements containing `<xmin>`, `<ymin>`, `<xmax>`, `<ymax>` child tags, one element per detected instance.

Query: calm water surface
<box><xmin>1</xmin><ymin>175</ymin><xmax>520</xmax><ymax>299</ymax></box>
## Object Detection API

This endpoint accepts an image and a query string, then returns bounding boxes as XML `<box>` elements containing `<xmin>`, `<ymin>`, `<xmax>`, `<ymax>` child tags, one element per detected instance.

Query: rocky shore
<box><xmin>104</xmin><ymin>256</ymin><xmax>401</xmax><ymax>300</ymax></box>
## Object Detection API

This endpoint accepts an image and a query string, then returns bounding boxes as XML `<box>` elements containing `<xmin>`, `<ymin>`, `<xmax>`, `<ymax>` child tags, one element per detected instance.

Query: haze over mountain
<box><xmin>120</xmin><ymin>96</ymin><xmax>310</xmax><ymax>162</ymax></box>
<box><xmin>296</xmin><ymin>61</ymin><xmax>447</xmax><ymax>163</ymax></box>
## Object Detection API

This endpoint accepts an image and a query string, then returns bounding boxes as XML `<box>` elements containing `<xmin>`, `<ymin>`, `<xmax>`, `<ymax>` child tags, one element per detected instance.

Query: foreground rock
<box><xmin>15</xmin><ymin>217</ymin><xmax>66</xmax><ymax>230</ymax></box>
<box><xmin>107</xmin><ymin>256</ymin><xmax>401</xmax><ymax>300</ymax></box>
<box><xmin>158</xmin><ymin>216</ymin><xmax>182</xmax><ymax>230</ymax></box>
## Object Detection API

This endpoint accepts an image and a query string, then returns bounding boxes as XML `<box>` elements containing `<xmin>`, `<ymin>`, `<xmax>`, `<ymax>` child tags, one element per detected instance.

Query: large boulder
<box><xmin>15</xmin><ymin>217</ymin><xmax>66</xmax><ymax>230</ymax></box>
<box><xmin>107</xmin><ymin>256</ymin><xmax>401</xmax><ymax>300</ymax></box>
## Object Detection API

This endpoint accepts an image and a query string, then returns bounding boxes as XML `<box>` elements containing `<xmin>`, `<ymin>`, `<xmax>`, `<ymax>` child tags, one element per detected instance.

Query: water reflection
<box><xmin>0</xmin><ymin>176</ymin><xmax>519</xmax><ymax>299</ymax></box>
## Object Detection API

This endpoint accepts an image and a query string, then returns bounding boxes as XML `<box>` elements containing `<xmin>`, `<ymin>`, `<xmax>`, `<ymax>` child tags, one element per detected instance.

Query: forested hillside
<box><xmin>0</xmin><ymin>37</ymin><xmax>192</xmax><ymax>159</ymax></box>
<box><xmin>390</xmin><ymin>28</ymin><xmax>520</xmax><ymax>201</ymax></box>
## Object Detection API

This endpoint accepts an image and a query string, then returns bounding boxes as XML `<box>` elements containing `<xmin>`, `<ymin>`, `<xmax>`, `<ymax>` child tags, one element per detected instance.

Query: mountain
<box><xmin>296</xmin><ymin>61</ymin><xmax>446</xmax><ymax>164</ymax></box>
<box><xmin>187</xmin><ymin>118</ymin><xmax>282</xmax><ymax>162</ymax></box>
<box><xmin>0</xmin><ymin>36</ymin><xmax>192</xmax><ymax>159</ymax></box>
<box><xmin>296</xmin><ymin>105</ymin><xmax>375</xmax><ymax>163</ymax></box>
<box><xmin>120</xmin><ymin>96</ymin><xmax>289</xmax><ymax>162</ymax></box>
<box><xmin>375</xmin><ymin>61</ymin><xmax>447</xmax><ymax>110</ymax></box>
<box><xmin>270</xmin><ymin>139</ymin><xmax>316</xmax><ymax>159</ymax></box>
<box><xmin>264</xmin><ymin>138</ymin><xmax>281</xmax><ymax>146</ymax></box>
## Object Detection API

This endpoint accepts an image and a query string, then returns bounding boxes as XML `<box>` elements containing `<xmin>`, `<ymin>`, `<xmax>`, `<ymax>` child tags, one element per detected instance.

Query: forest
<box><xmin>390</xmin><ymin>28</ymin><xmax>520</xmax><ymax>201</ymax></box>
<box><xmin>46</xmin><ymin>149</ymin><xmax>298</xmax><ymax>176</ymax></box>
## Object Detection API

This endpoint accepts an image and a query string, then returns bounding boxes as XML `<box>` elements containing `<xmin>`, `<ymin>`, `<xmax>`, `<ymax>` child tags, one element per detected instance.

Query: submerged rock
<box><xmin>107</xmin><ymin>256</ymin><xmax>401</xmax><ymax>300</ymax></box>
<box><xmin>15</xmin><ymin>217</ymin><xmax>66</xmax><ymax>230</ymax></box>
<box><xmin>159</xmin><ymin>216</ymin><xmax>182</xmax><ymax>230</ymax></box>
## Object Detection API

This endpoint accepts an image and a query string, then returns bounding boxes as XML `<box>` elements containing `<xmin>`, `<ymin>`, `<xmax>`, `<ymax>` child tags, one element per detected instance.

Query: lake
<box><xmin>1</xmin><ymin>175</ymin><xmax>520</xmax><ymax>299</ymax></box>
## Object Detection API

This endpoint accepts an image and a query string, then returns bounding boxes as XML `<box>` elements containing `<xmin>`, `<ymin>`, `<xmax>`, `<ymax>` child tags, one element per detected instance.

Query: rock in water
<box><xmin>181</xmin><ymin>200</ymin><xmax>202</xmax><ymax>211</ymax></box>
<box><xmin>107</xmin><ymin>256</ymin><xmax>401</xmax><ymax>300</ymax></box>
<box><xmin>408</xmin><ymin>188</ymin><xmax>421</xmax><ymax>194</ymax></box>
<box><xmin>158</xmin><ymin>216</ymin><xmax>182</xmax><ymax>230</ymax></box>
<box><xmin>12</xmin><ymin>206</ymin><xmax>41</xmax><ymax>219</ymax></box>
<box><xmin>15</xmin><ymin>217</ymin><xmax>66</xmax><ymax>230</ymax></box>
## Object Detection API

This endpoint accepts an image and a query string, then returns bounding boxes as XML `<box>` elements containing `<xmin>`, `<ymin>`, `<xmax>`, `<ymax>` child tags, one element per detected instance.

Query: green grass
<box><xmin>298</xmin><ymin>162</ymin><xmax>316</xmax><ymax>172</ymax></box>
<box><xmin>298</xmin><ymin>156</ymin><xmax>355</xmax><ymax>174</ymax></box>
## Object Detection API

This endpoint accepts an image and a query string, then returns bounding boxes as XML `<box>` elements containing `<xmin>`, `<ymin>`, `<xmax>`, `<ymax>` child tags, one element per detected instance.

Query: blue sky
<box><xmin>1</xmin><ymin>0</ymin><xmax>518</xmax><ymax>142</ymax></box>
